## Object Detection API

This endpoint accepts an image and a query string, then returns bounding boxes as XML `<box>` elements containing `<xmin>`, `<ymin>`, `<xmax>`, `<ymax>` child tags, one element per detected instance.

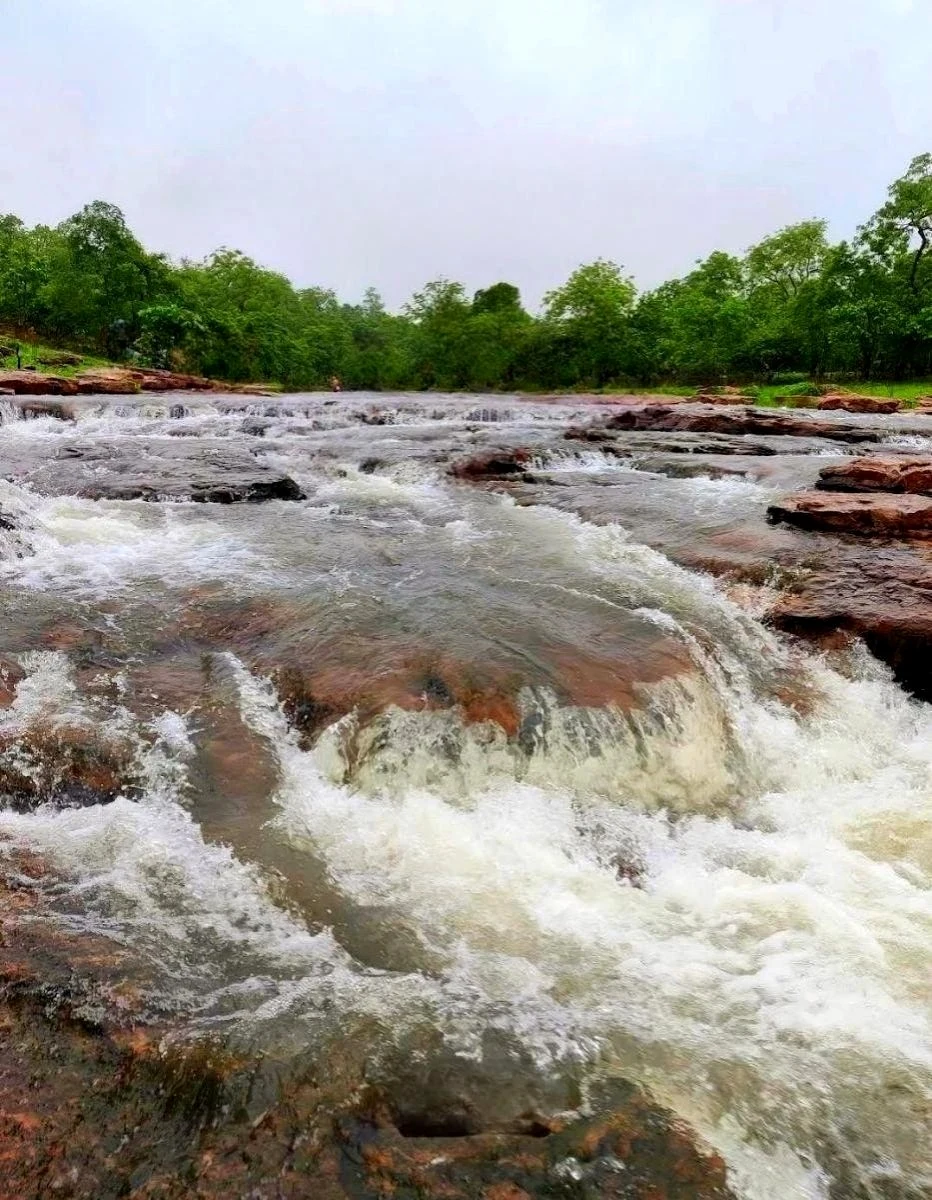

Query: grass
<box><xmin>0</xmin><ymin>336</ymin><xmax>117</xmax><ymax>378</ymax></box>
<box><xmin>755</xmin><ymin>380</ymin><xmax>932</xmax><ymax>408</ymax></box>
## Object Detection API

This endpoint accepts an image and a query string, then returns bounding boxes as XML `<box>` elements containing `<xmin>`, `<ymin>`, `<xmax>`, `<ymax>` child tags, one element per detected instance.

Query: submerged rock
<box><xmin>338</xmin><ymin>1081</ymin><xmax>733</xmax><ymax>1200</ymax></box>
<box><xmin>0</xmin><ymin>724</ymin><xmax>132</xmax><ymax>812</ymax></box>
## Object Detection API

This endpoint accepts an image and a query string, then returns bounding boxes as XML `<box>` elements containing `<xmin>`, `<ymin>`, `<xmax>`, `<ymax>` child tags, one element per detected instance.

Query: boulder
<box><xmin>451</xmin><ymin>448</ymin><xmax>534</xmax><ymax>480</ymax></box>
<box><xmin>818</xmin><ymin>392</ymin><xmax>900</xmax><ymax>414</ymax></box>
<box><xmin>817</xmin><ymin>455</ymin><xmax>932</xmax><ymax>494</ymax></box>
<box><xmin>768</xmin><ymin>491</ymin><xmax>932</xmax><ymax>536</ymax></box>
<box><xmin>37</xmin><ymin>351</ymin><xmax>82</xmax><ymax>367</ymax></box>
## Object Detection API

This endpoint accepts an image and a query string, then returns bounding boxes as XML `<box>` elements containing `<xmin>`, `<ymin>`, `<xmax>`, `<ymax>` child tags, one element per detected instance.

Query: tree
<box><xmin>746</xmin><ymin>220</ymin><xmax>829</xmax><ymax>298</ymax></box>
<box><xmin>44</xmin><ymin>201</ymin><xmax>171</xmax><ymax>348</ymax></box>
<box><xmin>861</xmin><ymin>153</ymin><xmax>932</xmax><ymax>293</ymax></box>
<box><xmin>404</xmin><ymin>278</ymin><xmax>472</xmax><ymax>388</ymax></box>
<box><xmin>542</xmin><ymin>259</ymin><xmax>636</xmax><ymax>386</ymax></box>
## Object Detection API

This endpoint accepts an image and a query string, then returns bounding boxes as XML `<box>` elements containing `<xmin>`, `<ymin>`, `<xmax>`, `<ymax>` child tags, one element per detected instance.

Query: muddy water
<box><xmin>0</xmin><ymin>393</ymin><xmax>930</xmax><ymax>1199</ymax></box>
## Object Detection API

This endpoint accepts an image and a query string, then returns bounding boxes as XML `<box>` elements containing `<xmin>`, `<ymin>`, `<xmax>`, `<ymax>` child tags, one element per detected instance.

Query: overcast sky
<box><xmin>3</xmin><ymin>0</ymin><xmax>929</xmax><ymax>308</ymax></box>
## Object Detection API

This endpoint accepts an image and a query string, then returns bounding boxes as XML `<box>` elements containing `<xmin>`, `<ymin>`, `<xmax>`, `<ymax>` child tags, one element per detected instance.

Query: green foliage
<box><xmin>542</xmin><ymin>259</ymin><xmax>636</xmax><ymax>385</ymax></box>
<box><xmin>2</xmin><ymin>158</ymin><xmax>932</xmax><ymax>389</ymax></box>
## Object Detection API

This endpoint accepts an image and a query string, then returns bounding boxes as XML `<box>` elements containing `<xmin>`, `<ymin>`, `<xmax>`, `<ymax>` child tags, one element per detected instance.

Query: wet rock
<box><xmin>818</xmin><ymin>392</ymin><xmax>900</xmax><ymax>414</ymax></box>
<box><xmin>451</xmin><ymin>448</ymin><xmax>534</xmax><ymax>479</ymax></box>
<box><xmin>271</xmin><ymin>654</ymin><xmax>525</xmax><ymax>744</ymax></box>
<box><xmin>564</xmin><ymin>425</ymin><xmax>617</xmax><ymax>443</ymax></box>
<box><xmin>17</xmin><ymin>398</ymin><xmax>75</xmax><ymax>421</ymax></box>
<box><xmin>0</xmin><ymin>658</ymin><xmax>25</xmax><ymax>707</ymax></box>
<box><xmin>75</xmin><ymin>366</ymin><xmax>142</xmax><ymax>394</ymax></box>
<box><xmin>0</xmin><ymin>725</ymin><xmax>133</xmax><ymax>812</ymax></box>
<box><xmin>136</xmin><ymin>368</ymin><xmax>215</xmax><ymax>392</ymax></box>
<box><xmin>0</xmin><ymin>438</ymin><xmax>305</xmax><ymax>503</ymax></box>
<box><xmin>768</xmin><ymin>491</ymin><xmax>932</xmax><ymax>536</ymax></box>
<box><xmin>339</xmin><ymin>1080</ymin><xmax>733</xmax><ymax>1200</ymax></box>
<box><xmin>769</xmin><ymin>545</ymin><xmax>932</xmax><ymax>701</ymax></box>
<box><xmin>817</xmin><ymin>455</ymin><xmax>932</xmax><ymax>494</ymax></box>
<box><xmin>604</xmin><ymin>403</ymin><xmax>883</xmax><ymax>443</ymax></box>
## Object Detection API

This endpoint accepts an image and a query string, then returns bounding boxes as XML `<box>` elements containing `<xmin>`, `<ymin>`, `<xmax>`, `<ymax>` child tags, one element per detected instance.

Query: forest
<box><xmin>0</xmin><ymin>154</ymin><xmax>930</xmax><ymax>391</ymax></box>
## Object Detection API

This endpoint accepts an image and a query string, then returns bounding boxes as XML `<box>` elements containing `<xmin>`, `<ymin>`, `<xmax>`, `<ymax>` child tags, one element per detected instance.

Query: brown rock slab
<box><xmin>817</xmin><ymin>455</ymin><xmax>932</xmax><ymax>494</ymax></box>
<box><xmin>604</xmin><ymin>403</ymin><xmax>882</xmax><ymax>443</ymax></box>
<box><xmin>0</xmin><ymin>371</ymin><xmax>77</xmax><ymax>396</ymax></box>
<box><xmin>817</xmin><ymin>392</ymin><xmax>900</xmax><ymax>414</ymax></box>
<box><xmin>768</xmin><ymin>544</ymin><xmax>932</xmax><ymax>700</ymax></box>
<box><xmin>768</xmin><ymin>491</ymin><xmax>932</xmax><ymax>536</ymax></box>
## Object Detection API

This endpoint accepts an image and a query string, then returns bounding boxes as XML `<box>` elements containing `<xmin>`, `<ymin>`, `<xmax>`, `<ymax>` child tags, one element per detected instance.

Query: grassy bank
<box><xmin>0</xmin><ymin>338</ymin><xmax>118</xmax><ymax>378</ymax></box>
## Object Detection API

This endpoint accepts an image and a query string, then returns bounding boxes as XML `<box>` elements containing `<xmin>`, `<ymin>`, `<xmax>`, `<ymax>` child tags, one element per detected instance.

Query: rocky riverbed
<box><xmin>0</xmin><ymin>392</ymin><xmax>929</xmax><ymax>1199</ymax></box>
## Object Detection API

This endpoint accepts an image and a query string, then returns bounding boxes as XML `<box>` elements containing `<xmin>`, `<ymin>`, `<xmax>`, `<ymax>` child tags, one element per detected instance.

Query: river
<box><xmin>0</xmin><ymin>392</ymin><xmax>929</xmax><ymax>1199</ymax></box>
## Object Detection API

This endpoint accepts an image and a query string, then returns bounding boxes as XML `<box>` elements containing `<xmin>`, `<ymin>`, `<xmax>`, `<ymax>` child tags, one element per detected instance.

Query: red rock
<box><xmin>74</xmin><ymin>367</ymin><xmax>143</xmax><ymax>395</ymax></box>
<box><xmin>0</xmin><ymin>371</ymin><xmax>78</xmax><ymax>396</ymax></box>
<box><xmin>604</xmin><ymin>403</ymin><xmax>882</xmax><ymax>443</ymax></box>
<box><xmin>0</xmin><ymin>658</ymin><xmax>24</xmax><ymax>708</ymax></box>
<box><xmin>0</xmin><ymin>724</ymin><xmax>132</xmax><ymax>811</ymax></box>
<box><xmin>817</xmin><ymin>455</ymin><xmax>932</xmax><ymax>494</ymax></box>
<box><xmin>768</xmin><ymin>491</ymin><xmax>932</xmax><ymax>536</ymax></box>
<box><xmin>137</xmin><ymin>368</ymin><xmax>215</xmax><ymax>392</ymax></box>
<box><xmin>817</xmin><ymin>392</ymin><xmax>900</xmax><ymax>414</ymax></box>
<box><xmin>768</xmin><ymin>544</ymin><xmax>932</xmax><ymax>700</ymax></box>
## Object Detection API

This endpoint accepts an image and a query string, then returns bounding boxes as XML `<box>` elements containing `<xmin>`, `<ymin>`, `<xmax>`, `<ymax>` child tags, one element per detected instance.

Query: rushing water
<box><xmin>0</xmin><ymin>393</ymin><xmax>929</xmax><ymax>1199</ymax></box>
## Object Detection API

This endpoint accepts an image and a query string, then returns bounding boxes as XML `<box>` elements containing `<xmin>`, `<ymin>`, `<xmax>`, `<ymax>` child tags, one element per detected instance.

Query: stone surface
<box><xmin>769</xmin><ymin>544</ymin><xmax>932</xmax><ymax>700</ymax></box>
<box><xmin>603</xmin><ymin>403</ymin><xmax>883</xmax><ymax>443</ymax></box>
<box><xmin>0</xmin><ymin>861</ymin><xmax>733</xmax><ymax>1200</ymax></box>
<box><xmin>817</xmin><ymin>392</ymin><xmax>900</xmax><ymax>414</ymax></box>
<box><xmin>451</xmin><ymin>447</ymin><xmax>534</xmax><ymax>479</ymax></box>
<box><xmin>0</xmin><ymin>723</ymin><xmax>133</xmax><ymax>812</ymax></box>
<box><xmin>0</xmin><ymin>438</ymin><xmax>305</xmax><ymax>503</ymax></box>
<box><xmin>817</xmin><ymin>455</ymin><xmax>932</xmax><ymax>494</ymax></box>
<box><xmin>0</xmin><ymin>370</ymin><xmax>78</xmax><ymax>396</ymax></box>
<box><xmin>768</xmin><ymin>491</ymin><xmax>932</xmax><ymax>536</ymax></box>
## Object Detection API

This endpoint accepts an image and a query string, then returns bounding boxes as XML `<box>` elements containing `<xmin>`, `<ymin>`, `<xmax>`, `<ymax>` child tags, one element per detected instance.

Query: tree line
<box><xmin>0</xmin><ymin>155</ymin><xmax>930</xmax><ymax>390</ymax></box>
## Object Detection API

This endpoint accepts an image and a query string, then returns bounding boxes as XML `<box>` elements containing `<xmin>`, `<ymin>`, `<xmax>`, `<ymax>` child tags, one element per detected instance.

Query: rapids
<box><xmin>0</xmin><ymin>392</ymin><xmax>929</xmax><ymax>1199</ymax></box>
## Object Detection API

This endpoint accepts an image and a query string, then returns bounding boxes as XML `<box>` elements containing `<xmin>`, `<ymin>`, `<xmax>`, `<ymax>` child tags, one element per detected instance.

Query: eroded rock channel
<box><xmin>0</xmin><ymin>392</ymin><xmax>929</xmax><ymax>1199</ymax></box>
